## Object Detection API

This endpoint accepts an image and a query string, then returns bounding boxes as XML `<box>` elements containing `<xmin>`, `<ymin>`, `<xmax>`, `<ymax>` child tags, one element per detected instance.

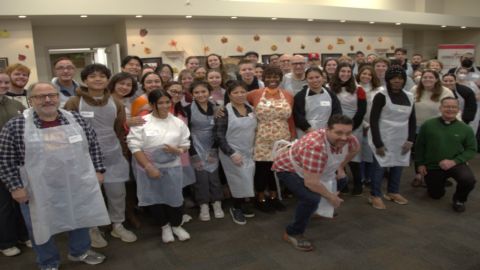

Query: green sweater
<box><xmin>415</xmin><ymin>117</ymin><xmax>477</xmax><ymax>169</ymax></box>
<box><xmin>0</xmin><ymin>96</ymin><xmax>25</xmax><ymax>129</ymax></box>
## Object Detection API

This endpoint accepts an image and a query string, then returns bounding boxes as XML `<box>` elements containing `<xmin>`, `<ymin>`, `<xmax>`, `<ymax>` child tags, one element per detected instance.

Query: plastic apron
<box><xmin>296</xmin><ymin>88</ymin><xmax>332</xmax><ymax>138</ymax></box>
<box><xmin>337</xmin><ymin>88</ymin><xmax>362</xmax><ymax>162</ymax></box>
<box><xmin>20</xmin><ymin>108</ymin><xmax>110</xmax><ymax>245</ymax></box>
<box><xmin>368</xmin><ymin>89</ymin><xmax>413</xmax><ymax>167</ymax></box>
<box><xmin>361</xmin><ymin>86</ymin><xmax>382</xmax><ymax>163</ymax></box>
<box><xmin>218</xmin><ymin>103</ymin><xmax>257</xmax><ymax>198</ymax></box>
<box><xmin>177</xmin><ymin>114</ymin><xmax>196</xmax><ymax>187</ymax></box>
<box><xmin>190</xmin><ymin>101</ymin><xmax>218</xmax><ymax>173</ymax></box>
<box><xmin>79</xmin><ymin>97</ymin><xmax>129</xmax><ymax>183</ymax></box>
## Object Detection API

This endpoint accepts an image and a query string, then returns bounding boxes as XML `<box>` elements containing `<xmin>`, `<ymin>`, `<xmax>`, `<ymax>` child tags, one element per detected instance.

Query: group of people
<box><xmin>0</xmin><ymin>48</ymin><xmax>478</xmax><ymax>268</ymax></box>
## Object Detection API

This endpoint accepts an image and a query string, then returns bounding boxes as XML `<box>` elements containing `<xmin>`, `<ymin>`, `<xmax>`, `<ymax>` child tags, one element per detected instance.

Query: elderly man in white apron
<box><xmin>272</xmin><ymin>115</ymin><xmax>359</xmax><ymax>252</ymax></box>
<box><xmin>0</xmin><ymin>83</ymin><xmax>109</xmax><ymax>269</ymax></box>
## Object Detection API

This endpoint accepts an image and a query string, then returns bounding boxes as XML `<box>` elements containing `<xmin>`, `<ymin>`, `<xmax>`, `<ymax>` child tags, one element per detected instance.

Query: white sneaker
<box><xmin>111</xmin><ymin>223</ymin><xmax>137</xmax><ymax>243</ymax></box>
<box><xmin>212</xmin><ymin>201</ymin><xmax>225</xmax><ymax>219</ymax></box>
<box><xmin>199</xmin><ymin>204</ymin><xmax>211</xmax><ymax>221</ymax></box>
<box><xmin>181</xmin><ymin>214</ymin><xmax>192</xmax><ymax>225</ymax></box>
<box><xmin>161</xmin><ymin>224</ymin><xmax>175</xmax><ymax>243</ymax></box>
<box><xmin>89</xmin><ymin>227</ymin><xmax>108</xmax><ymax>248</ymax></box>
<box><xmin>1</xmin><ymin>246</ymin><xmax>21</xmax><ymax>257</ymax></box>
<box><xmin>171</xmin><ymin>226</ymin><xmax>191</xmax><ymax>241</ymax></box>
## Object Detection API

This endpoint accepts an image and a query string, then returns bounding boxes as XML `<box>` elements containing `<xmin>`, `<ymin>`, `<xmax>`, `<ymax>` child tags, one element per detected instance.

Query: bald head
<box><xmin>290</xmin><ymin>55</ymin><xmax>306</xmax><ymax>77</ymax></box>
<box><xmin>279</xmin><ymin>54</ymin><xmax>292</xmax><ymax>74</ymax></box>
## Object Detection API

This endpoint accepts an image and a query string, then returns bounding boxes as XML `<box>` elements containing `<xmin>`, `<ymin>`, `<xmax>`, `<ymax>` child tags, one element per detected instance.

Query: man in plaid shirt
<box><xmin>272</xmin><ymin>114</ymin><xmax>359</xmax><ymax>252</ymax></box>
<box><xmin>0</xmin><ymin>82</ymin><xmax>108</xmax><ymax>269</ymax></box>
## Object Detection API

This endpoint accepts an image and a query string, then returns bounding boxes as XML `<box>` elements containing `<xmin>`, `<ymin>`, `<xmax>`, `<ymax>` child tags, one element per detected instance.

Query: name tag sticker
<box><xmin>320</xmin><ymin>101</ymin><xmax>331</xmax><ymax>106</ymax></box>
<box><xmin>68</xmin><ymin>135</ymin><xmax>83</xmax><ymax>144</ymax></box>
<box><xmin>248</xmin><ymin>112</ymin><xmax>256</xmax><ymax>118</ymax></box>
<box><xmin>80</xmin><ymin>111</ymin><xmax>94</xmax><ymax>118</ymax></box>
<box><xmin>145</xmin><ymin>130</ymin><xmax>159</xmax><ymax>137</ymax></box>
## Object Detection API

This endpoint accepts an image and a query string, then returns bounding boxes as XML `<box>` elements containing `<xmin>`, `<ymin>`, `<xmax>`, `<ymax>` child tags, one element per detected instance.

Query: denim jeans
<box><xmin>370</xmin><ymin>157</ymin><xmax>404</xmax><ymax>197</ymax></box>
<box><xmin>19</xmin><ymin>203</ymin><xmax>90</xmax><ymax>268</ymax></box>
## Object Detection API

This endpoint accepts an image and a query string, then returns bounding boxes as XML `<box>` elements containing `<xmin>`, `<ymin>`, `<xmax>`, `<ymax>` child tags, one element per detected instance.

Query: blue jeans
<box><xmin>278</xmin><ymin>172</ymin><xmax>347</xmax><ymax>235</ymax></box>
<box><xmin>20</xmin><ymin>203</ymin><xmax>90</xmax><ymax>268</ymax></box>
<box><xmin>370</xmin><ymin>157</ymin><xmax>404</xmax><ymax>197</ymax></box>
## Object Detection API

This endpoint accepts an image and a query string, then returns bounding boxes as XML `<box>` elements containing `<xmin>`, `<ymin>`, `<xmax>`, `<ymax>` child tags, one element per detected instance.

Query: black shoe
<box><xmin>241</xmin><ymin>205</ymin><xmax>255</xmax><ymax>218</ymax></box>
<box><xmin>255</xmin><ymin>199</ymin><xmax>275</xmax><ymax>213</ymax></box>
<box><xmin>445</xmin><ymin>179</ymin><xmax>453</xmax><ymax>187</ymax></box>
<box><xmin>452</xmin><ymin>201</ymin><xmax>466</xmax><ymax>213</ymax></box>
<box><xmin>269</xmin><ymin>198</ymin><xmax>287</xmax><ymax>212</ymax></box>
<box><xmin>229</xmin><ymin>207</ymin><xmax>247</xmax><ymax>225</ymax></box>
<box><xmin>351</xmin><ymin>186</ymin><xmax>363</xmax><ymax>196</ymax></box>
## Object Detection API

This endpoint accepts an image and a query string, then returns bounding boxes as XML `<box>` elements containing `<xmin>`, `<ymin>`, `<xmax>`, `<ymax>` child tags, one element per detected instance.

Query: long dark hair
<box><xmin>148</xmin><ymin>89</ymin><xmax>171</xmax><ymax>116</ymax></box>
<box><xmin>108</xmin><ymin>72</ymin><xmax>138</xmax><ymax>98</ymax></box>
<box><xmin>330</xmin><ymin>62</ymin><xmax>356</xmax><ymax>94</ymax></box>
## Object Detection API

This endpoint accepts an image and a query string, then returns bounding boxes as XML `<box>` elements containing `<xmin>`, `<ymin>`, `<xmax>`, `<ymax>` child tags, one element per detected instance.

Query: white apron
<box><xmin>79</xmin><ymin>97</ymin><xmax>129</xmax><ymax>183</ymax></box>
<box><xmin>368</xmin><ymin>89</ymin><xmax>413</xmax><ymax>167</ymax></box>
<box><xmin>337</xmin><ymin>88</ymin><xmax>362</xmax><ymax>162</ymax></box>
<box><xmin>296</xmin><ymin>88</ymin><xmax>332</xmax><ymax>138</ymax></box>
<box><xmin>218</xmin><ymin>103</ymin><xmax>257</xmax><ymax>198</ymax></box>
<box><xmin>133</xmin><ymin>148</ymin><xmax>184</xmax><ymax>207</ymax></box>
<box><xmin>176</xmin><ymin>114</ymin><xmax>196</xmax><ymax>187</ymax></box>
<box><xmin>21</xmin><ymin>108</ymin><xmax>110</xmax><ymax>245</ymax></box>
<box><xmin>190</xmin><ymin>101</ymin><xmax>218</xmax><ymax>173</ymax></box>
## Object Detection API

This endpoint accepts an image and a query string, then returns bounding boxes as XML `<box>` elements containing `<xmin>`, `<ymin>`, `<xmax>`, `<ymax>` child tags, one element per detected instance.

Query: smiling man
<box><xmin>6</xmin><ymin>63</ymin><xmax>31</xmax><ymax>108</ymax></box>
<box><xmin>272</xmin><ymin>114</ymin><xmax>359</xmax><ymax>251</ymax></box>
<box><xmin>51</xmin><ymin>57</ymin><xmax>79</xmax><ymax>106</ymax></box>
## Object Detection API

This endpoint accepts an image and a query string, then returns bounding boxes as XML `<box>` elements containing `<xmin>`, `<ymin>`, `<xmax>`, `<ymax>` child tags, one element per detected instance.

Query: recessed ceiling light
<box><xmin>186</xmin><ymin>15</ymin><xmax>192</xmax><ymax>19</ymax></box>
<box><xmin>461</xmin><ymin>26</ymin><xmax>467</xmax><ymax>29</ymax></box>
<box><xmin>18</xmin><ymin>15</ymin><xmax>27</xmax><ymax>19</ymax></box>
<box><xmin>307</xmin><ymin>19</ymin><xmax>314</xmax><ymax>22</ymax></box>
<box><xmin>369</xmin><ymin>21</ymin><xmax>375</xmax><ymax>24</ymax></box>
<box><xmin>395</xmin><ymin>22</ymin><xmax>401</xmax><ymax>25</ymax></box>
<box><xmin>340</xmin><ymin>20</ymin><xmax>346</xmax><ymax>23</ymax></box>
<box><xmin>231</xmin><ymin>16</ymin><xmax>238</xmax><ymax>19</ymax></box>
<box><xmin>441</xmin><ymin>25</ymin><xmax>447</xmax><ymax>28</ymax></box>
<box><xmin>80</xmin><ymin>15</ymin><xmax>88</xmax><ymax>18</ymax></box>
<box><xmin>135</xmin><ymin>15</ymin><xmax>143</xmax><ymax>18</ymax></box>
<box><xmin>271</xmin><ymin>17</ymin><xmax>277</xmax><ymax>20</ymax></box>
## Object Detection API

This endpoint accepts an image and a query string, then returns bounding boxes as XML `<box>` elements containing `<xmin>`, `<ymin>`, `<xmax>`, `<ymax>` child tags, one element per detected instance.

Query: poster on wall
<box><xmin>438</xmin><ymin>44</ymin><xmax>475</xmax><ymax>74</ymax></box>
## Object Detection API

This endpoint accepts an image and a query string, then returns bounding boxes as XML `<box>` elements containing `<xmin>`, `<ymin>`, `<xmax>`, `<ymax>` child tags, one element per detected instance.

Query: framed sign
<box><xmin>0</xmin><ymin>57</ymin><xmax>8</xmax><ymax>70</ymax></box>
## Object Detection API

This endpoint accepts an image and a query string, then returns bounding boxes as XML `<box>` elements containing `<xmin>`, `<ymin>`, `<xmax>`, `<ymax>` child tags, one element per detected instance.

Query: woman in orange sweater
<box><xmin>130</xmin><ymin>72</ymin><xmax>162</xmax><ymax>117</ymax></box>
<box><xmin>247</xmin><ymin>65</ymin><xmax>296</xmax><ymax>213</ymax></box>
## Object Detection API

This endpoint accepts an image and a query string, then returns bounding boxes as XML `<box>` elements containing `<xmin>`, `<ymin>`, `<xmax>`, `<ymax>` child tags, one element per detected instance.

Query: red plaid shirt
<box><xmin>272</xmin><ymin>129</ymin><xmax>358</xmax><ymax>174</ymax></box>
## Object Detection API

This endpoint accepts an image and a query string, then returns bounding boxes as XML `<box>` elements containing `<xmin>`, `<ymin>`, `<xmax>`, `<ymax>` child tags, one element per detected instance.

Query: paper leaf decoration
<box><xmin>169</xmin><ymin>40</ymin><xmax>178</xmax><ymax>47</ymax></box>
<box><xmin>300</xmin><ymin>44</ymin><xmax>306</xmax><ymax>50</ymax></box>
<box><xmin>204</xmin><ymin>46</ymin><xmax>210</xmax><ymax>53</ymax></box>
<box><xmin>390</xmin><ymin>45</ymin><xmax>395</xmax><ymax>50</ymax></box>
<box><xmin>25</xmin><ymin>44</ymin><xmax>30</xmax><ymax>49</ymax></box>
<box><xmin>221</xmin><ymin>36</ymin><xmax>228</xmax><ymax>44</ymax></box>
<box><xmin>132</xmin><ymin>43</ymin><xmax>136</xmax><ymax>47</ymax></box>
<box><xmin>236</xmin><ymin>46</ymin><xmax>244</xmax><ymax>53</ymax></box>
<box><xmin>18</xmin><ymin>54</ymin><xmax>26</xmax><ymax>61</ymax></box>
<box><xmin>366</xmin><ymin>44</ymin><xmax>372</xmax><ymax>50</ymax></box>
<box><xmin>378</xmin><ymin>37</ymin><xmax>383</xmax><ymax>42</ymax></box>
<box><xmin>286</xmin><ymin>36</ymin><xmax>292</xmax><ymax>43</ymax></box>
<box><xmin>253</xmin><ymin>34</ymin><xmax>260</xmax><ymax>41</ymax></box>
<box><xmin>271</xmin><ymin>45</ymin><xmax>278</xmax><ymax>51</ymax></box>
<box><xmin>139</xmin><ymin>29</ymin><xmax>148</xmax><ymax>37</ymax></box>
<box><xmin>358</xmin><ymin>37</ymin><xmax>364</xmax><ymax>43</ymax></box>
<box><xmin>315</xmin><ymin>36</ymin><xmax>321</xmax><ymax>43</ymax></box>
<box><xmin>327</xmin><ymin>44</ymin><xmax>333</xmax><ymax>50</ymax></box>
<box><xmin>144</xmin><ymin>47</ymin><xmax>152</xmax><ymax>55</ymax></box>
<box><xmin>337</xmin><ymin>38</ymin><xmax>345</xmax><ymax>45</ymax></box>
<box><xmin>350</xmin><ymin>45</ymin><xmax>354</xmax><ymax>51</ymax></box>
<box><xmin>140</xmin><ymin>41</ymin><xmax>144</xmax><ymax>45</ymax></box>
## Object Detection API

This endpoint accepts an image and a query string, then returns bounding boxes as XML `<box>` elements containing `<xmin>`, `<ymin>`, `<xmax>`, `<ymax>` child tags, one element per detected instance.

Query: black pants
<box><xmin>149</xmin><ymin>204</ymin><xmax>183</xmax><ymax>227</ymax></box>
<box><xmin>0</xmin><ymin>184</ymin><xmax>28</xmax><ymax>249</ymax></box>
<box><xmin>424</xmin><ymin>163</ymin><xmax>476</xmax><ymax>202</ymax></box>
<box><xmin>254</xmin><ymin>161</ymin><xmax>277</xmax><ymax>193</ymax></box>
<box><xmin>348</xmin><ymin>161</ymin><xmax>362</xmax><ymax>189</ymax></box>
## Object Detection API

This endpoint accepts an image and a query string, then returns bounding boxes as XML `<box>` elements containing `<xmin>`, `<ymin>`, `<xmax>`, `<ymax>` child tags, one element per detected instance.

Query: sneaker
<box><xmin>229</xmin><ymin>207</ymin><xmax>247</xmax><ymax>225</ymax></box>
<box><xmin>199</xmin><ymin>204</ymin><xmax>211</xmax><ymax>221</ymax></box>
<box><xmin>241</xmin><ymin>205</ymin><xmax>255</xmax><ymax>218</ymax></box>
<box><xmin>161</xmin><ymin>224</ymin><xmax>175</xmax><ymax>243</ymax></box>
<box><xmin>369</xmin><ymin>196</ymin><xmax>386</xmax><ymax>210</ymax></box>
<box><xmin>68</xmin><ymin>249</ymin><xmax>105</xmax><ymax>265</ymax></box>
<box><xmin>445</xmin><ymin>179</ymin><xmax>453</xmax><ymax>187</ymax></box>
<box><xmin>362</xmin><ymin>179</ymin><xmax>371</xmax><ymax>187</ymax></box>
<box><xmin>171</xmin><ymin>226</ymin><xmax>191</xmax><ymax>241</ymax></box>
<box><xmin>41</xmin><ymin>267</ymin><xmax>59</xmax><ymax>270</ymax></box>
<box><xmin>111</xmin><ymin>223</ymin><xmax>137</xmax><ymax>243</ymax></box>
<box><xmin>18</xmin><ymin>240</ymin><xmax>32</xmax><ymax>248</ymax></box>
<box><xmin>181</xmin><ymin>214</ymin><xmax>193</xmax><ymax>225</ymax></box>
<box><xmin>255</xmin><ymin>199</ymin><xmax>275</xmax><ymax>213</ymax></box>
<box><xmin>211</xmin><ymin>201</ymin><xmax>225</xmax><ymax>218</ymax></box>
<box><xmin>351</xmin><ymin>186</ymin><xmax>363</xmax><ymax>196</ymax></box>
<box><xmin>269</xmin><ymin>198</ymin><xmax>286</xmax><ymax>212</ymax></box>
<box><xmin>452</xmin><ymin>201</ymin><xmax>466</xmax><ymax>213</ymax></box>
<box><xmin>282</xmin><ymin>232</ymin><xmax>314</xmax><ymax>252</ymax></box>
<box><xmin>89</xmin><ymin>227</ymin><xmax>108</xmax><ymax>248</ymax></box>
<box><xmin>1</xmin><ymin>246</ymin><xmax>21</xmax><ymax>257</ymax></box>
<box><xmin>384</xmin><ymin>193</ymin><xmax>408</xmax><ymax>205</ymax></box>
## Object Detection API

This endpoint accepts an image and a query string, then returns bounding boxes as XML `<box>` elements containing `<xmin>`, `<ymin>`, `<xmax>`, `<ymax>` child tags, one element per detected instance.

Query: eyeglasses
<box><xmin>291</xmin><ymin>62</ymin><xmax>305</xmax><ymax>65</ymax></box>
<box><xmin>30</xmin><ymin>93</ymin><xmax>59</xmax><ymax>101</ymax></box>
<box><xmin>168</xmin><ymin>90</ymin><xmax>184</xmax><ymax>96</ymax></box>
<box><xmin>55</xmin><ymin>66</ymin><xmax>75</xmax><ymax>71</ymax></box>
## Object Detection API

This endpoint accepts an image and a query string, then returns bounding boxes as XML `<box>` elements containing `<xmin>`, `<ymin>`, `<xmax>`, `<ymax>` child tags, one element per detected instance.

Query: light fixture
<box><xmin>80</xmin><ymin>15</ymin><xmax>88</xmax><ymax>18</ymax></box>
<box><xmin>186</xmin><ymin>15</ymin><xmax>192</xmax><ymax>19</ymax></box>
<box><xmin>135</xmin><ymin>15</ymin><xmax>143</xmax><ymax>18</ymax></box>
<box><xmin>340</xmin><ymin>20</ymin><xmax>346</xmax><ymax>23</ymax></box>
<box><xmin>369</xmin><ymin>21</ymin><xmax>375</xmax><ymax>24</ymax></box>
<box><xmin>231</xmin><ymin>16</ymin><xmax>238</xmax><ymax>19</ymax></box>
<box><xmin>18</xmin><ymin>15</ymin><xmax>27</xmax><ymax>19</ymax></box>
<box><xmin>441</xmin><ymin>25</ymin><xmax>447</xmax><ymax>28</ymax></box>
<box><xmin>395</xmin><ymin>22</ymin><xmax>401</xmax><ymax>25</ymax></box>
<box><xmin>271</xmin><ymin>17</ymin><xmax>277</xmax><ymax>20</ymax></box>
<box><xmin>307</xmin><ymin>19</ymin><xmax>314</xmax><ymax>22</ymax></box>
<box><xmin>461</xmin><ymin>26</ymin><xmax>467</xmax><ymax>29</ymax></box>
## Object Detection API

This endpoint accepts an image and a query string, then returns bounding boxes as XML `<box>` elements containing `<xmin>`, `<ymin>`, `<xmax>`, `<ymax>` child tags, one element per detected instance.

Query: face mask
<box><xmin>457</xmin><ymin>74</ymin><xmax>467</xmax><ymax>80</ymax></box>
<box><xmin>414</xmin><ymin>76</ymin><xmax>421</xmax><ymax>84</ymax></box>
<box><xmin>461</xmin><ymin>59</ymin><xmax>473</xmax><ymax>68</ymax></box>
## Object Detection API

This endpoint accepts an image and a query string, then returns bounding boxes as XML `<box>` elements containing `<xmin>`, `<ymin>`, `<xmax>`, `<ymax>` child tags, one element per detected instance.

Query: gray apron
<box><xmin>296</xmin><ymin>87</ymin><xmax>332</xmax><ymax>138</ymax></box>
<box><xmin>337</xmin><ymin>87</ymin><xmax>362</xmax><ymax>162</ymax></box>
<box><xmin>79</xmin><ymin>97</ymin><xmax>129</xmax><ymax>183</ymax></box>
<box><xmin>21</xmin><ymin>108</ymin><xmax>110</xmax><ymax>245</ymax></box>
<box><xmin>190</xmin><ymin>101</ymin><xmax>218</xmax><ymax>173</ymax></box>
<box><xmin>218</xmin><ymin>103</ymin><xmax>257</xmax><ymax>198</ymax></box>
<box><xmin>177</xmin><ymin>114</ymin><xmax>196</xmax><ymax>187</ymax></box>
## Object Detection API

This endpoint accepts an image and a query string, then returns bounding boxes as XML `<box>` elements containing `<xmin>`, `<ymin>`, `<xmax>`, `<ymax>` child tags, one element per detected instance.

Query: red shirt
<box><xmin>272</xmin><ymin>129</ymin><xmax>358</xmax><ymax>174</ymax></box>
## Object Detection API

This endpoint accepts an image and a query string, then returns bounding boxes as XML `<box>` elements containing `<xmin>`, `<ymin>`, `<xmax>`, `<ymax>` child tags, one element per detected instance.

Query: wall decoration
<box><xmin>327</xmin><ymin>44</ymin><xmax>334</xmax><ymax>50</ymax></box>
<box><xmin>377</xmin><ymin>37</ymin><xmax>383</xmax><ymax>42</ymax></box>
<box><xmin>168</xmin><ymin>40</ymin><xmax>178</xmax><ymax>50</ymax></box>
<box><xmin>25</xmin><ymin>44</ymin><xmax>30</xmax><ymax>49</ymax></box>
<box><xmin>132</xmin><ymin>43</ymin><xmax>136</xmax><ymax>47</ymax></box>
<box><xmin>0</xmin><ymin>30</ymin><xmax>10</xmax><ymax>38</ymax></box>
<box><xmin>366</xmin><ymin>44</ymin><xmax>372</xmax><ymax>50</ymax></box>
<box><xmin>286</xmin><ymin>36</ymin><xmax>292</xmax><ymax>43</ymax></box>
<box><xmin>221</xmin><ymin>36</ymin><xmax>228</xmax><ymax>44</ymax></box>
<box><xmin>271</xmin><ymin>45</ymin><xmax>278</xmax><ymax>51</ymax></box>
<box><xmin>140</xmin><ymin>28</ymin><xmax>148</xmax><ymax>37</ymax></box>
<box><xmin>350</xmin><ymin>45</ymin><xmax>354</xmax><ymax>51</ymax></box>
<box><xmin>300</xmin><ymin>44</ymin><xmax>306</xmax><ymax>50</ymax></box>
<box><xmin>18</xmin><ymin>54</ymin><xmax>26</xmax><ymax>61</ymax></box>
<box><xmin>144</xmin><ymin>47</ymin><xmax>152</xmax><ymax>55</ymax></box>
<box><xmin>315</xmin><ymin>36</ymin><xmax>321</xmax><ymax>43</ymax></box>
<box><xmin>204</xmin><ymin>46</ymin><xmax>210</xmax><ymax>54</ymax></box>
<box><xmin>358</xmin><ymin>37</ymin><xmax>363</xmax><ymax>43</ymax></box>
<box><xmin>0</xmin><ymin>57</ymin><xmax>8</xmax><ymax>69</ymax></box>
<box><xmin>336</xmin><ymin>38</ymin><xmax>345</xmax><ymax>45</ymax></box>
<box><xmin>390</xmin><ymin>45</ymin><xmax>395</xmax><ymax>50</ymax></box>
<box><xmin>236</xmin><ymin>46</ymin><xmax>244</xmax><ymax>53</ymax></box>
<box><xmin>253</xmin><ymin>34</ymin><xmax>260</xmax><ymax>41</ymax></box>
<box><xmin>140</xmin><ymin>41</ymin><xmax>144</xmax><ymax>45</ymax></box>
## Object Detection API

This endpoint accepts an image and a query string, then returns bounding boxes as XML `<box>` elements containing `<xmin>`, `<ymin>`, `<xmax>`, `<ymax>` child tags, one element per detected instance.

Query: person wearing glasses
<box><xmin>0</xmin><ymin>82</ymin><xmax>109</xmax><ymax>269</ymax></box>
<box><xmin>51</xmin><ymin>57</ymin><xmax>80</xmax><ymax>107</ymax></box>
<box><xmin>281</xmin><ymin>55</ymin><xmax>307</xmax><ymax>96</ymax></box>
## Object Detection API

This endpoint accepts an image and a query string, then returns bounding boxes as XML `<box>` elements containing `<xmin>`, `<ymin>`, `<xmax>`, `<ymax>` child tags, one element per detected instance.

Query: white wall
<box><xmin>0</xmin><ymin>19</ymin><xmax>38</xmax><ymax>84</ymax></box>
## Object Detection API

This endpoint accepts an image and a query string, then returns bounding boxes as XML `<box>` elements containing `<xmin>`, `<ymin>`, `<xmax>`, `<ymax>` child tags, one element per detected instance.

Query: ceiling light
<box><xmin>340</xmin><ymin>20</ymin><xmax>346</xmax><ymax>23</ymax></box>
<box><xmin>18</xmin><ymin>15</ymin><xmax>27</xmax><ymax>19</ymax></box>
<box><xmin>271</xmin><ymin>17</ymin><xmax>277</xmax><ymax>20</ymax></box>
<box><xmin>231</xmin><ymin>16</ymin><xmax>238</xmax><ymax>19</ymax></box>
<box><xmin>307</xmin><ymin>19</ymin><xmax>314</xmax><ymax>22</ymax></box>
<box><xmin>441</xmin><ymin>25</ymin><xmax>447</xmax><ymax>28</ymax></box>
<box><xmin>135</xmin><ymin>15</ymin><xmax>143</xmax><ymax>18</ymax></box>
<box><xmin>186</xmin><ymin>15</ymin><xmax>192</xmax><ymax>19</ymax></box>
<box><xmin>395</xmin><ymin>22</ymin><xmax>401</xmax><ymax>25</ymax></box>
<box><xmin>80</xmin><ymin>15</ymin><xmax>88</xmax><ymax>18</ymax></box>
<box><xmin>461</xmin><ymin>26</ymin><xmax>467</xmax><ymax>29</ymax></box>
<box><xmin>369</xmin><ymin>21</ymin><xmax>375</xmax><ymax>24</ymax></box>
